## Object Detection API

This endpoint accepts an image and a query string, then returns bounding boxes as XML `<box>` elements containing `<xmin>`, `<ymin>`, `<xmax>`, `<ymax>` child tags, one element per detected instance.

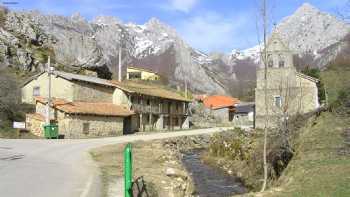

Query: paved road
<box><xmin>0</xmin><ymin>127</ymin><xmax>232</xmax><ymax>197</ymax></box>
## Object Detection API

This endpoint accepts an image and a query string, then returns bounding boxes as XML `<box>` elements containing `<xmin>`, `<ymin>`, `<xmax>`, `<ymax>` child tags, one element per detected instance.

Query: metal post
<box><xmin>124</xmin><ymin>143</ymin><xmax>133</xmax><ymax>197</ymax></box>
<box><xmin>118</xmin><ymin>45</ymin><xmax>122</xmax><ymax>82</ymax></box>
<box><xmin>185</xmin><ymin>80</ymin><xmax>188</xmax><ymax>99</ymax></box>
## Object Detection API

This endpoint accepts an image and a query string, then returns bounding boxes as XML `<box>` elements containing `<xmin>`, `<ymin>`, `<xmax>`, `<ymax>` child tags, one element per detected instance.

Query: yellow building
<box><xmin>126</xmin><ymin>66</ymin><xmax>160</xmax><ymax>81</ymax></box>
<box><xmin>21</xmin><ymin>70</ymin><xmax>190</xmax><ymax>138</ymax></box>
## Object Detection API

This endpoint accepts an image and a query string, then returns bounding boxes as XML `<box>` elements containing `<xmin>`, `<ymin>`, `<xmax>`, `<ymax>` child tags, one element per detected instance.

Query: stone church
<box><xmin>255</xmin><ymin>33</ymin><xmax>320</xmax><ymax>128</ymax></box>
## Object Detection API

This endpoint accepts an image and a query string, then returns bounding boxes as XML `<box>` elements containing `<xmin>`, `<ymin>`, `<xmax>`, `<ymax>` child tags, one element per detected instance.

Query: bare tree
<box><xmin>272</xmin><ymin>75</ymin><xmax>294</xmax><ymax>147</ymax></box>
<box><xmin>254</xmin><ymin>0</ymin><xmax>275</xmax><ymax>192</ymax></box>
<box><xmin>256</xmin><ymin>0</ymin><xmax>270</xmax><ymax>192</ymax></box>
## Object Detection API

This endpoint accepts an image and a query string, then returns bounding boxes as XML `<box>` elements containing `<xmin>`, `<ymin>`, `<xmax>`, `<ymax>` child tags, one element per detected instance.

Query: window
<box><xmin>278</xmin><ymin>54</ymin><xmax>285</xmax><ymax>68</ymax></box>
<box><xmin>33</xmin><ymin>86</ymin><xmax>40</xmax><ymax>96</ymax></box>
<box><xmin>144</xmin><ymin>114</ymin><xmax>150</xmax><ymax>124</ymax></box>
<box><xmin>128</xmin><ymin>72</ymin><xmax>141</xmax><ymax>80</ymax></box>
<box><xmin>274</xmin><ymin>96</ymin><xmax>282</xmax><ymax>108</ymax></box>
<box><xmin>267</xmin><ymin>54</ymin><xmax>273</xmax><ymax>67</ymax></box>
<box><xmin>279</xmin><ymin>60</ymin><xmax>285</xmax><ymax>68</ymax></box>
<box><xmin>177</xmin><ymin>103</ymin><xmax>181</xmax><ymax>111</ymax></box>
<box><xmin>83</xmin><ymin>123</ymin><xmax>90</xmax><ymax>134</ymax></box>
<box><xmin>146</xmin><ymin>99</ymin><xmax>150</xmax><ymax>106</ymax></box>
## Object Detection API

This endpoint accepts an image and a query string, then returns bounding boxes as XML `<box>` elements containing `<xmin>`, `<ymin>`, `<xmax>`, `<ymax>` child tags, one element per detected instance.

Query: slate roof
<box><xmin>35</xmin><ymin>96</ymin><xmax>134</xmax><ymax>117</ymax></box>
<box><xmin>234</xmin><ymin>103</ymin><xmax>255</xmax><ymax>114</ymax></box>
<box><xmin>21</xmin><ymin>71</ymin><xmax>115</xmax><ymax>88</ymax></box>
<box><xmin>53</xmin><ymin>71</ymin><xmax>115</xmax><ymax>87</ymax></box>
<box><xmin>296</xmin><ymin>72</ymin><xmax>320</xmax><ymax>83</ymax></box>
<box><xmin>23</xmin><ymin>70</ymin><xmax>190</xmax><ymax>102</ymax></box>
<box><xmin>21</xmin><ymin>71</ymin><xmax>45</xmax><ymax>87</ymax></box>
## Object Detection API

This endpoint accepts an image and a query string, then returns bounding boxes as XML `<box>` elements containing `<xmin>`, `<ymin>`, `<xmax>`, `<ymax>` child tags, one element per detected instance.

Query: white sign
<box><xmin>13</xmin><ymin>122</ymin><xmax>26</xmax><ymax>129</ymax></box>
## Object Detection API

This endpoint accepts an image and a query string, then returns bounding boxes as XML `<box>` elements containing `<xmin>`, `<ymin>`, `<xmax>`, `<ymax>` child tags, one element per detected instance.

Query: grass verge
<box><xmin>265</xmin><ymin>112</ymin><xmax>350</xmax><ymax>196</ymax></box>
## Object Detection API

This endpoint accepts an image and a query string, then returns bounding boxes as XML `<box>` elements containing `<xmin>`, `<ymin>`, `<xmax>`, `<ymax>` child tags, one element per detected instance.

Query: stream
<box><xmin>182</xmin><ymin>149</ymin><xmax>247</xmax><ymax>197</ymax></box>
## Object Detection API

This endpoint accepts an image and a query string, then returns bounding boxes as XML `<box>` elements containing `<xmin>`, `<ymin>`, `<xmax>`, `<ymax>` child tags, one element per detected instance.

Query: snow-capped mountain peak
<box><xmin>228</xmin><ymin>3</ymin><xmax>350</xmax><ymax>68</ymax></box>
<box><xmin>92</xmin><ymin>15</ymin><xmax>122</xmax><ymax>26</ymax></box>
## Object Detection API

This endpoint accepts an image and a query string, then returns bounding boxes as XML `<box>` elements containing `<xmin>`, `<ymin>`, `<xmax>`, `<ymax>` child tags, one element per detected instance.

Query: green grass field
<box><xmin>267</xmin><ymin>112</ymin><xmax>350</xmax><ymax>197</ymax></box>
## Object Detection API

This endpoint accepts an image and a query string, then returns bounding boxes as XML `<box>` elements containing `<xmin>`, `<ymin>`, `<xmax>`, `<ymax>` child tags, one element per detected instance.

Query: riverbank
<box><xmin>90</xmin><ymin>112</ymin><xmax>350</xmax><ymax>197</ymax></box>
<box><xmin>262</xmin><ymin>112</ymin><xmax>350</xmax><ymax>196</ymax></box>
<box><xmin>90</xmin><ymin>137</ymin><xmax>201</xmax><ymax>197</ymax></box>
<box><xmin>182</xmin><ymin>149</ymin><xmax>247</xmax><ymax>196</ymax></box>
<box><xmin>90</xmin><ymin>133</ymin><xmax>249</xmax><ymax>197</ymax></box>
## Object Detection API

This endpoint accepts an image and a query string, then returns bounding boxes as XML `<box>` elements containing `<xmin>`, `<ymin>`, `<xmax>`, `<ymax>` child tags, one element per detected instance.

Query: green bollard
<box><xmin>124</xmin><ymin>143</ymin><xmax>133</xmax><ymax>197</ymax></box>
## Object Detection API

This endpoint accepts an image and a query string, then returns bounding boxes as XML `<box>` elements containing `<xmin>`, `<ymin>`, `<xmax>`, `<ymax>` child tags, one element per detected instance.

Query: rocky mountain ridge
<box><xmin>0</xmin><ymin>8</ymin><xmax>233</xmax><ymax>95</ymax></box>
<box><xmin>0</xmin><ymin>3</ymin><xmax>348</xmax><ymax>97</ymax></box>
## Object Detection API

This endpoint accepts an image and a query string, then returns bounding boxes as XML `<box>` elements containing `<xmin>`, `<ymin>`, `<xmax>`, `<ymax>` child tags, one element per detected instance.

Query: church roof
<box><xmin>296</xmin><ymin>72</ymin><xmax>320</xmax><ymax>83</ymax></box>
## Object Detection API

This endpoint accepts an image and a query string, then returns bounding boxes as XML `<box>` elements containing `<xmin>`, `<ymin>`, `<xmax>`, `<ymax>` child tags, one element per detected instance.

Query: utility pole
<box><xmin>261</xmin><ymin>0</ymin><xmax>269</xmax><ymax>192</ymax></box>
<box><xmin>118</xmin><ymin>43</ymin><xmax>122</xmax><ymax>82</ymax></box>
<box><xmin>185</xmin><ymin>80</ymin><xmax>188</xmax><ymax>99</ymax></box>
<box><xmin>118</xmin><ymin>31</ymin><xmax>125</xmax><ymax>82</ymax></box>
<box><xmin>46</xmin><ymin>56</ymin><xmax>52</xmax><ymax>125</ymax></box>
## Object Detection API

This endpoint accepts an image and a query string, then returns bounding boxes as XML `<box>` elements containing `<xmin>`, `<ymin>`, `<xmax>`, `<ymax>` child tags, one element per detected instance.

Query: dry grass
<box><xmin>90</xmin><ymin>140</ymin><xmax>188</xmax><ymax>197</ymax></box>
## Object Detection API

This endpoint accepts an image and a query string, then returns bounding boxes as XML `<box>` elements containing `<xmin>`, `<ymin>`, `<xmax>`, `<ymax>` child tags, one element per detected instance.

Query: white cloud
<box><xmin>168</xmin><ymin>0</ymin><xmax>198</xmax><ymax>12</ymax></box>
<box><xmin>176</xmin><ymin>12</ymin><xmax>253</xmax><ymax>52</ymax></box>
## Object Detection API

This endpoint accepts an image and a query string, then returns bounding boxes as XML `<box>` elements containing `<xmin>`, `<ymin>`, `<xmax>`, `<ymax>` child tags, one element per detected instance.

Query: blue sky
<box><xmin>6</xmin><ymin>0</ymin><xmax>348</xmax><ymax>53</ymax></box>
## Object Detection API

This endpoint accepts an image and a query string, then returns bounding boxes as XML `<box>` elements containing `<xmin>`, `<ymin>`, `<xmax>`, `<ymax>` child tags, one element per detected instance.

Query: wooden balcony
<box><xmin>131</xmin><ymin>103</ymin><xmax>188</xmax><ymax>115</ymax></box>
<box><xmin>132</xmin><ymin>104</ymin><xmax>160</xmax><ymax>114</ymax></box>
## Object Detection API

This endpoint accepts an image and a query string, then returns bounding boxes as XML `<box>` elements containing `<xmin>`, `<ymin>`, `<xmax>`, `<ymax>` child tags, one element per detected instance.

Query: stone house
<box><xmin>26</xmin><ymin>96</ymin><xmax>134</xmax><ymax>138</ymax></box>
<box><xmin>255</xmin><ymin>33</ymin><xmax>319</xmax><ymax>128</ymax></box>
<box><xmin>202</xmin><ymin>95</ymin><xmax>240</xmax><ymax>124</ymax></box>
<box><xmin>110</xmin><ymin>80</ymin><xmax>191</xmax><ymax>131</ymax></box>
<box><xmin>126</xmin><ymin>66</ymin><xmax>160</xmax><ymax>81</ymax></box>
<box><xmin>21</xmin><ymin>70</ymin><xmax>190</xmax><ymax>137</ymax></box>
<box><xmin>21</xmin><ymin>71</ymin><xmax>116</xmax><ymax>104</ymax></box>
<box><xmin>232</xmin><ymin>103</ymin><xmax>255</xmax><ymax>128</ymax></box>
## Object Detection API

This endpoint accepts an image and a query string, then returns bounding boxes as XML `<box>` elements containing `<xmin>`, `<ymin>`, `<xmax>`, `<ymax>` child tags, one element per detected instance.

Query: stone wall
<box><xmin>73</xmin><ymin>81</ymin><xmax>114</xmax><ymax>103</ymax></box>
<box><xmin>232</xmin><ymin>112</ymin><xmax>254</xmax><ymax>128</ymax></box>
<box><xmin>211</xmin><ymin>108</ymin><xmax>230</xmax><ymax>123</ymax></box>
<box><xmin>58</xmin><ymin>115</ymin><xmax>124</xmax><ymax>138</ymax></box>
<box><xmin>255</xmin><ymin>68</ymin><xmax>318</xmax><ymax>128</ymax></box>
<box><xmin>26</xmin><ymin>114</ymin><xmax>45</xmax><ymax>137</ymax></box>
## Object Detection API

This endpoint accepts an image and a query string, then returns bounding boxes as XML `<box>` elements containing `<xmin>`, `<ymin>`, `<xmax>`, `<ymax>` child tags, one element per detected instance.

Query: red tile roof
<box><xmin>35</xmin><ymin>96</ymin><xmax>134</xmax><ymax>117</ymax></box>
<box><xmin>203</xmin><ymin>95</ymin><xmax>240</xmax><ymax>110</ymax></box>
